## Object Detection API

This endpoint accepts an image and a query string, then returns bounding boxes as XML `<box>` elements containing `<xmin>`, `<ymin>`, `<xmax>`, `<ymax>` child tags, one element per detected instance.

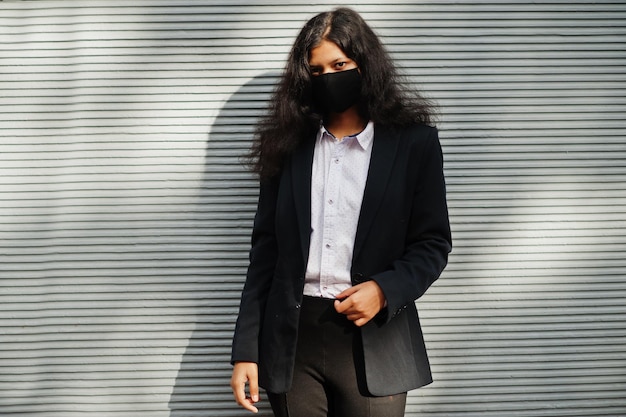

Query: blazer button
<box><xmin>295</xmin><ymin>304</ymin><xmax>301</xmax><ymax>309</ymax></box>
<box><xmin>352</xmin><ymin>272</ymin><xmax>365</xmax><ymax>284</ymax></box>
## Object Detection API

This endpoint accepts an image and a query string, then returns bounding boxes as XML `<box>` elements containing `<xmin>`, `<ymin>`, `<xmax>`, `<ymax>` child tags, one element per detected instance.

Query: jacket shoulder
<box><xmin>377</xmin><ymin>123</ymin><xmax>438</xmax><ymax>142</ymax></box>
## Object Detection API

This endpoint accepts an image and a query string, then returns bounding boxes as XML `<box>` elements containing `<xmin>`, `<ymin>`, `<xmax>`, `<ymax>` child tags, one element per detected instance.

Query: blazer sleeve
<box><xmin>371</xmin><ymin>127</ymin><xmax>452</xmax><ymax>322</ymax></box>
<box><xmin>230</xmin><ymin>175</ymin><xmax>280</xmax><ymax>364</ymax></box>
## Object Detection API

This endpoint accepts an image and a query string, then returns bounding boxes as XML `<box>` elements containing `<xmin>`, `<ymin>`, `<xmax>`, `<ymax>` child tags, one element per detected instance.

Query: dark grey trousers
<box><xmin>267</xmin><ymin>296</ymin><xmax>407</xmax><ymax>417</ymax></box>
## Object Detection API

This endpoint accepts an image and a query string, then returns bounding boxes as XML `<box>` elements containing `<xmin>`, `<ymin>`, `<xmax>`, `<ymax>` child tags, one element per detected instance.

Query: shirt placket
<box><xmin>318</xmin><ymin>139</ymin><xmax>346</xmax><ymax>297</ymax></box>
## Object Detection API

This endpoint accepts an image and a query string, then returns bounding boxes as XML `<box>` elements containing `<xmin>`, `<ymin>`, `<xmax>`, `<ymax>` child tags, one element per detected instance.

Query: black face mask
<box><xmin>311</xmin><ymin>68</ymin><xmax>362</xmax><ymax>114</ymax></box>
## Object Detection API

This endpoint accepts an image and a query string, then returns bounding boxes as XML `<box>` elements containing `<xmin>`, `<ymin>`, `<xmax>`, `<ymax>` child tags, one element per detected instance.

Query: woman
<box><xmin>230</xmin><ymin>8</ymin><xmax>451</xmax><ymax>417</ymax></box>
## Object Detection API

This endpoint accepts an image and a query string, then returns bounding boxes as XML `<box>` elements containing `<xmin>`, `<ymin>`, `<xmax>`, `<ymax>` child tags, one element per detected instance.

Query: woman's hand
<box><xmin>334</xmin><ymin>281</ymin><xmax>386</xmax><ymax>326</ymax></box>
<box><xmin>230</xmin><ymin>361</ymin><xmax>260</xmax><ymax>413</ymax></box>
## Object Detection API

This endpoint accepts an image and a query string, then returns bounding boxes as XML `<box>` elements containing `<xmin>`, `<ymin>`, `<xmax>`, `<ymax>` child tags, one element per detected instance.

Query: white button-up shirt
<box><xmin>303</xmin><ymin>121</ymin><xmax>374</xmax><ymax>299</ymax></box>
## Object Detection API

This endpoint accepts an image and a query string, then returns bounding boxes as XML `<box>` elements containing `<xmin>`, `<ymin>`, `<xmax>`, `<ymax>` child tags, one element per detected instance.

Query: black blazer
<box><xmin>231</xmin><ymin>123</ymin><xmax>452</xmax><ymax>396</ymax></box>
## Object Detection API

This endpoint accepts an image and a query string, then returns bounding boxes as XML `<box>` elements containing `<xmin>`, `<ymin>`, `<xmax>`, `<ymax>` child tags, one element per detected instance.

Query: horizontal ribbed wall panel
<box><xmin>1</xmin><ymin>1</ymin><xmax>625</xmax><ymax>416</ymax></box>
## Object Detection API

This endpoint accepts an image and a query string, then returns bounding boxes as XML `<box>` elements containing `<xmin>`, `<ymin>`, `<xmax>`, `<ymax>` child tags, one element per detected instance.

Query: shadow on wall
<box><xmin>168</xmin><ymin>72</ymin><xmax>278</xmax><ymax>417</ymax></box>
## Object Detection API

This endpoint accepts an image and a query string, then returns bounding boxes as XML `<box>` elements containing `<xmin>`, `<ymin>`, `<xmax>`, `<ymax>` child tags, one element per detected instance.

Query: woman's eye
<box><xmin>336</xmin><ymin>62</ymin><xmax>346</xmax><ymax>69</ymax></box>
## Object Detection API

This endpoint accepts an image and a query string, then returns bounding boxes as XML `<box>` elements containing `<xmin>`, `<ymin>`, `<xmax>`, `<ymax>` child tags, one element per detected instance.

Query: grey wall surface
<box><xmin>1</xmin><ymin>1</ymin><xmax>625</xmax><ymax>416</ymax></box>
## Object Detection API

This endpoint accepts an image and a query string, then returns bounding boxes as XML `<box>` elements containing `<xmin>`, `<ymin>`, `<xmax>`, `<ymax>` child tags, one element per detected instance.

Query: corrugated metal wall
<box><xmin>1</xmin><ymin>1</ymin><xmax>624</xmax><ymax>416</ymax></box>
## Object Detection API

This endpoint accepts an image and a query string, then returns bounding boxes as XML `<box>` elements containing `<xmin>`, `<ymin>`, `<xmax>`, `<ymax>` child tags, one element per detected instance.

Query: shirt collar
<box><xmin>318</xmin><ymin>121</ymin><xmax>374</xmax><ymax>151</ymax></box>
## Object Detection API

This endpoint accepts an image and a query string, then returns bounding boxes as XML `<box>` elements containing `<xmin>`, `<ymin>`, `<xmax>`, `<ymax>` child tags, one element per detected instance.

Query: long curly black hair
<box><xmin>248</xmin><ymin>7</ymin><xmax>436</xmax><ymax>179</ymax></box>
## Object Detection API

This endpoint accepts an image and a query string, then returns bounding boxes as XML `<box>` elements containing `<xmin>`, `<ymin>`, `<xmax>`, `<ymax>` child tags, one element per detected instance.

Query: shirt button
<box><xmin>328</xmin><ymin>199</ymin><xmax>333</xmax><ymax>205</ymax></box>
<box><xmin>334</xmin><ymin>158</ymin><xmax>340</xmax><ymax>164</ymax></box>
<box><xmin>325</xmin><ymin>244</ymin><xmax>331</xmax><ymax>249</ymax></box>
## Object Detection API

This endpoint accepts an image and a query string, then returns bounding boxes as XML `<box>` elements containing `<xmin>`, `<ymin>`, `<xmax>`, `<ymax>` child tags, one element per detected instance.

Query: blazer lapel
<box><xmin>353</xmin><ymin>125</ymin><xmax>401</xmax><ymax>262</ymax></box>
<box><xmin>291</xmin><ymin>136</ymin><xmax>316</xmax><ymax>263</ymax></box>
